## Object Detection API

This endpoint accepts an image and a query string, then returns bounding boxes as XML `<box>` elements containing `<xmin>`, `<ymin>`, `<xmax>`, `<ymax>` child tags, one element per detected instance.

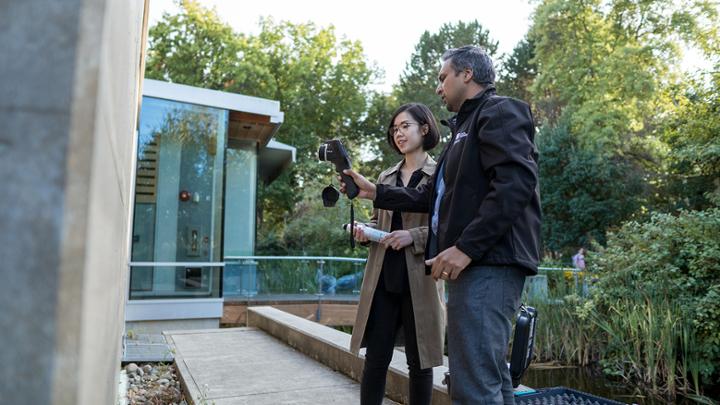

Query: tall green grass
<box><xmin>525</xmin><ymin>271</ymin><xmax>596</xmax><ymax>366</ymax></box>
<box><xmin>524</xmin><ymin>272</ymin><xmax>713</xmax><ymax>402</ymax></box>
<box><xmin>589</xmin><ymin>297</ymin><xmax>707</xmax><ymax>402</ymax></box>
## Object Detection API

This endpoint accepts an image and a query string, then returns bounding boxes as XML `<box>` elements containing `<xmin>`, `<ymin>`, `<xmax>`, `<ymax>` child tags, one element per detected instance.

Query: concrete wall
<box><xmin>0</xmin><ymin>1</ymin><xmax>148</xmax><ymax>404</ymax></box>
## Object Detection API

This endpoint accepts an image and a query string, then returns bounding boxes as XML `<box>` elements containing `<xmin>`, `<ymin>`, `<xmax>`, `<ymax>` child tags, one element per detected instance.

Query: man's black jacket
<box><xmin>374</xmin><ymin>87</ymin><xmax>541</xmax><ymax>274</ymax></box>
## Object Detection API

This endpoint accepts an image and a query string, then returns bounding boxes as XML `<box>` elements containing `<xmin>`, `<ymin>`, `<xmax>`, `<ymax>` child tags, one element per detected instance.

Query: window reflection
<box><xmin>130</xmin><ymin>97</ymin><xmax>226</xmax><ymax>299</ymax></box>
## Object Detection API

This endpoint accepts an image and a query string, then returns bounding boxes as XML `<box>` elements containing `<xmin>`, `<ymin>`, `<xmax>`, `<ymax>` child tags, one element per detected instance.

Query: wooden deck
<box><xmin>222</xmin><ymin>295</ymin><xmax>360</xmax><ymax>326</ymax></box>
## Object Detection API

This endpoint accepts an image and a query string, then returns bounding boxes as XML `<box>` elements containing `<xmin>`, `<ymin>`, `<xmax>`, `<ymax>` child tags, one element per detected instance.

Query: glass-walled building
<box><xmin>125</xmin><ymin>79</ymin><xmax>293</xmax><ymax>328</ymax></box>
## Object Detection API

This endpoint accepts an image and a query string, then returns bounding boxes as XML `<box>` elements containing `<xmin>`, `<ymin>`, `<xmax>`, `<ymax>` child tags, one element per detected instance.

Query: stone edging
<box><xmin>247</xmin><ymin>306</ymin><xmax>451</xmax><ymax>405</ymax></box>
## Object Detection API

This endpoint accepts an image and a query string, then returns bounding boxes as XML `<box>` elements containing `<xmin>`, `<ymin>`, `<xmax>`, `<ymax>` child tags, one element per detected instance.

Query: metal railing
<box><xmin>529</xmin><ymin>266</ymin><xmax>592</xmax><ymax>301</ymax></box>
<box><xmin>222</xmin><ymin>257</ymin><xmax>584</xmax><ymax>301</ymax></box>
<box><xmin>126</xmin><ymin>256</ymin><xmax>585</xmax><ymax>302</ymax></box>
<box><xmin>223</xmin><ymin>256</ymin><xmax>367</xmax><ymax>300</ymax></box>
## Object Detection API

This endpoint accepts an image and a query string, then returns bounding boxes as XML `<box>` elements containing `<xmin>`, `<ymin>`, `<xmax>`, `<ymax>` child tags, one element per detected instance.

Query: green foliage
<box><xmin>526</xmin><ymin>275</ymin><xmax>599</xmax><ymax>366</ymax></box>
<box><xmin>280</xmin><ymin>196</ymin><xmax>373</xmax><ymax>258</ymax></box>
<box><xmin>529</xmin><ymin>0</ymin><xmax>719</xmax><ymax>254</ymax></box>
<box><xmin>590</xmin><ymin>208</ymin><xmax>720</xmax><ymax>393</ymax></box>
<box><xmin>496</xmin><ymin>37</ymin><xmax>537</xmax><ymax>111</ymax></box>
<box><xmin>538</xmin><ymin>123</ymin><xmax>646</xmax><ymax>254</ymax></box>
<box><xmin>660</xmin><ymin>71</ymin><xmax>720</xmax><ymax>211</ymax></box>
<box><xmin>146</xmin><ymin>0</ymin><xmax>242</xmax><ymax>89</ymax></box>
<box><xmin>352</xmin><ymin>91</ymin><xmax>403</xmax><ymax>178</ymax></box>
<box><xmin>528</xmin><ymin>208</ymin><xmax>720</xmax><ymax>399</ymax></box>
<box><xmin>239</xmin><ymin>18</ymin><xmax>376</xmax><ymax>235</ymax></box>
<box><xmin>529</xmin><ymin>0</ymin><xmax>717</xmax><ymax>149</ymax></box>
<box><xmin>145</xmin><ymin>1</ymin><xmax>378</xmax><ymax>247</ymax></box>
<box><xmin>588</xmin><ymin>297</ymin><xmax>703</xmax><ymax>399</ymax></box>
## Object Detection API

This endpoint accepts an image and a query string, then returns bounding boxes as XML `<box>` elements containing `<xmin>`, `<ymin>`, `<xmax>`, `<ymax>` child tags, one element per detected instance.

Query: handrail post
<box><xmin>315</xmin><ymin>259</ymin><xmax>325</xmax><ymax>321</ymax></box>
<box><xmin>352</xmin><ymin>261</ymin><xmax>362</xmax><ymax>294</ymax></box>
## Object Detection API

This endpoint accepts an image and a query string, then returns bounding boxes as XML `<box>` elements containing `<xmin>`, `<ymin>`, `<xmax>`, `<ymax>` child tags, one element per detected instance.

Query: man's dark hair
<box><xmin>386</xmin><ymin>103</ymin><xmax>440</xmax><ymax>154</ymax></box>
<box><xmin>441</xmin><ymin>46</ymin><xmax>495</xmax><ymax>86</ymax></box>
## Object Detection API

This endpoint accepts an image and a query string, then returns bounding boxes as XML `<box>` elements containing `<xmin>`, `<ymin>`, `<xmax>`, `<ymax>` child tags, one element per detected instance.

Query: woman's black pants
<box><xmin>360</xmin><ymin>279</ymin><xmax>433</xmax><ymax>405</ymax></box>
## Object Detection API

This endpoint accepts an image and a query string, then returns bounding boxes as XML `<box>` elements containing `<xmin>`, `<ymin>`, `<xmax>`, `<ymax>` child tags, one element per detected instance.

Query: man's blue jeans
<box><xmin>446</xmin><ymin>265</ymin><xmax>527</xmax><ymax>404</ymax></box>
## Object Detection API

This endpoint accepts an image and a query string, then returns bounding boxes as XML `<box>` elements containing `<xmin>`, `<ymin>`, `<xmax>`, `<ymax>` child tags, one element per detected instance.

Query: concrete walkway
<box><xmin>166</xmin><ymin>328</ymin><xmax>399</xmax><ymax>404</ymax></box>
<box><xmin>123</xmin><ymin>333</ymin><xmax>174</xmax><ymax>363</ymax></box>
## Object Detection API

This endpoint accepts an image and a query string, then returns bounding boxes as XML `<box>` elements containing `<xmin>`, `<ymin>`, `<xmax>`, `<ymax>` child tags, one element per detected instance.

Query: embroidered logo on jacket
<box><xmin>453</xmin><ymin>132</ymin><xmax>468</xmax><ymax>144</ymax></box>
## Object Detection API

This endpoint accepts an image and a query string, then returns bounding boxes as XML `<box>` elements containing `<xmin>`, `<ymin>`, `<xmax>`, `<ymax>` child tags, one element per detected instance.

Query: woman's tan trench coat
<box><xmin>349</xmin><ymin>155</ymin><xmax>446</xmax><ymax>369</ymax></box>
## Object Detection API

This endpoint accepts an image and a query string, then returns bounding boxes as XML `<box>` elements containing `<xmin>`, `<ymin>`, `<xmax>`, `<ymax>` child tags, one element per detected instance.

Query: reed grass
<box><xmin>524</xmin><ymin>272</ymin><xmax>712</xmax><ymax>402</ymax></box>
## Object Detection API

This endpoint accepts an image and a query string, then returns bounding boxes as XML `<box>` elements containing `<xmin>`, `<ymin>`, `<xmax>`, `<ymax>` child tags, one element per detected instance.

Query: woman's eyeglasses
<box><xmin>389</xmin><ymin>121</ymin><xmax>420</xmax><ymax>135</ymax></box>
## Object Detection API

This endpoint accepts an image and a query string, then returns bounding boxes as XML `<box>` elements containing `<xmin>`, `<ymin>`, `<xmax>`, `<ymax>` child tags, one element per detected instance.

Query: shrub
<box><xmin>590</xmin><ymin>207</ymin><xmax>720</xmax><ymax>395</ymax></box>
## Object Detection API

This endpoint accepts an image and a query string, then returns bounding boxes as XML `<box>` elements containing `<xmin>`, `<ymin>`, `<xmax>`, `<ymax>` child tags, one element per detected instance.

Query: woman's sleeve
<box><xmin>407</xmin><ymin>226</ymin><xmax>428</xmax><ymax>255</ymax></box>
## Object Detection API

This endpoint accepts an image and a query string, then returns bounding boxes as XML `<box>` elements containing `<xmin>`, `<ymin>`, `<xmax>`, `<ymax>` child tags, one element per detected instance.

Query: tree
<box><xmin>529</xmin><ymin>0</ymin><xmax>718</xmax><ymax>149</ymax></box>
<box><xmin>350</xmin><ymin>91</ymin><xmax>403</xmax><ymax>178</ymax></box>
<box><xmin>660</xmin><ymin>70</ymin><xmax>720</xmax><ymax>210</ymax></box>
<box><xmin>496</xmin><ymin>37</ymin><xmax>537</xmax><ymax>108</ymax></box>
<box><xmin>145</xmin><ymin>0</ymin><xmax>243</xmax><ymax>89</ymax></box>
<box><xmin>237</xmin><ymin>18</ymin><xmax>376</xmax><ymax>234</ymax></box>
<box><xmin>528</xmin><ymin>0</ymin><xmax>719</xmax><ymax>251</ymax></box>
<box><xmin>538</xmin><ymin>123</ymin><xmax>646</xmax><ymax>255</ymax></box>
<box><xmin>145</xmin><ymin>2</ymin><xmax>378</xmax><ymax>252</ymax></box>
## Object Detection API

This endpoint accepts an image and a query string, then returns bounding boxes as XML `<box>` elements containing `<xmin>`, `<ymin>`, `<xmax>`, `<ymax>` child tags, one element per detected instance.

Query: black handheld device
<box><xmin>318</xmin><ymin>139</ymin><xmax>359</xmax><ymax>199</ymax></box>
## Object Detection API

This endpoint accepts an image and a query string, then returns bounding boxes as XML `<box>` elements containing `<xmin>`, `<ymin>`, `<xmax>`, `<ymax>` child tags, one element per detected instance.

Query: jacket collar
<box><xmin>459</xmin><ymin>85</ymin><xmax>496</xmax><ymax>114</ymax></box>
<box><xmin>385</xmin><ymin>153</ymin><xmax>436</xmax><ymax>177</ymax></box>
<box><xmin>440</xmin><ymin>117</ymin><xmax>457</xmax><ymax>132</ymax></box>
<box><xmin>442</xmin><ymin>85</ymin><xmax>497</xmax><ymax>128</ymax></box>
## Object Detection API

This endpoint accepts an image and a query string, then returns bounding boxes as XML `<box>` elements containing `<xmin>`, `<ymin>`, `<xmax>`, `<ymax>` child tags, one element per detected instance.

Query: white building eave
<box><xmin>143</xmin><ymin>79</ymin><xmax>284</xmax><ymax>124</ymax></box>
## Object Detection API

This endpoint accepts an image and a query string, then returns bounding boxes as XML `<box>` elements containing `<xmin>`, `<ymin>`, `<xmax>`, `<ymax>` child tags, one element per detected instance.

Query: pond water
<box><xmin>332</xmin><ymin>326</ymin><xmax>709</xmax><ymax>403</ymax></box>
<box><xmin>522</xmin><ymin>366</ymin><xmax>698</xmax><ymax>404</ymax></box>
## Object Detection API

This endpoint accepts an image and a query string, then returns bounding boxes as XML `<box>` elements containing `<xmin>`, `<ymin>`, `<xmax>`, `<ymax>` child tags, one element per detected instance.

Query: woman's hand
<box><xmin>380</xmin><ymin>230</ymin><xmax>412</xmax><ymax>250</ymax></box>
<box><xmin>352</xmin><ymin>222</ymin><xmax>369</xmax><ymax>243</ymax></box>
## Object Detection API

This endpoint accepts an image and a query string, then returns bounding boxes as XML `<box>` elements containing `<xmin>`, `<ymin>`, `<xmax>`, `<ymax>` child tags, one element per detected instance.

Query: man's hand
<box><xmin>338</xmin><ymin>169</ymin><xmax>376</xmax><ymax>200</ymax></box>
<box><xmin>425</xmin><ymin>246</ymin><xmax>472</xmax><ymax>281</ymax></box>
<box><xmin>380</xmin><ymin>230</ymin><xmax>412</xmax><ymax>250</ymax></box>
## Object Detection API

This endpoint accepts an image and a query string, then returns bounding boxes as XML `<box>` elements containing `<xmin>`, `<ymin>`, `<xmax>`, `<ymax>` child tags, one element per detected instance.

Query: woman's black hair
<box><xmin>386</xmin><ymin>103</ymin><xmax>440</xmax><ymax>154</ymax></box>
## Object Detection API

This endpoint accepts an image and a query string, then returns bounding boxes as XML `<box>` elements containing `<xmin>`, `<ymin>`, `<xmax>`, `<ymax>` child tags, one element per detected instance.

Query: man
<box><xmin>341</xmin><ymin>46</ymin><xmax>541</xmax><ymax>404</ymax></box>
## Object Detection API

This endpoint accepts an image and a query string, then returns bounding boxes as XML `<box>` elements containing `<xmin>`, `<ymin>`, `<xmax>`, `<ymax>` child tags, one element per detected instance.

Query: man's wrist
<box><xmin>454</xmin><ymin>243</ymin><xmax>474</xmax><ymax>261</ymax></box>
<box><xmin>370</xmin><ymin>183</ymin><xmax>379</xmax><ymax>201</ymax></box>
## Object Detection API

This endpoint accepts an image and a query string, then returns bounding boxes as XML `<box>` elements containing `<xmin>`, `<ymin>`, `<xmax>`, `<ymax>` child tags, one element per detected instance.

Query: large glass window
<box><xmin>130</xmin><ymin>97</ymin><xmax>227</xmax><ymax>299</ymax></box>
<box><xmin>222</xmin><ymin>140</ymin><xmax>258</xmax><ymax>297</ymax></box>
<box><xmin>224</xmin><ymin>140</ymin><xmax>257</xmax><ymax>256</ymax></box>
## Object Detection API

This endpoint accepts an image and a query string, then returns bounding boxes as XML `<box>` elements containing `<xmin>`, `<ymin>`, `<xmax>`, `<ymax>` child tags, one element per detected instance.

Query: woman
<box><xmin>572</xmin><ymin>248</ymin><xmax>586</xmax><ymax>270</ymax></box>
<box><xmin>349</xmin><ymin>103</ymin><xmax>446</xmax><ymax>405</ymax></box>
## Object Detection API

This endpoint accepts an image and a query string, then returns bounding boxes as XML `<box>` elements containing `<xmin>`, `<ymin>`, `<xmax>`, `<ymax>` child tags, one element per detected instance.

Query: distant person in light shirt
<box><xmin>572</xmin><ymin>248</ymin><xmax>586</xmax><ymax>271</ymax></box>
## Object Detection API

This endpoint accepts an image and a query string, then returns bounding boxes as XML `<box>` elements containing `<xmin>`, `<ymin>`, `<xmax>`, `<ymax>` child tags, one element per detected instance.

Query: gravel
<box><xmin>123</xmin><ymin>363</ymin><xmax>187</xmax><ymax>405</ymax></box>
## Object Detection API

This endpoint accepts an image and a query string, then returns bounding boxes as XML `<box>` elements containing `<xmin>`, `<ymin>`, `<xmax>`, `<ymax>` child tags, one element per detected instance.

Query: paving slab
<box><xmin>166</xmin><ymin>327</ymin><xmax>399</xmax><ymax>404</ymax></box>
<box><xmin>123</xmin><ymin>333</ymin><xmax>174</xmax><ymax>363</ymax></box>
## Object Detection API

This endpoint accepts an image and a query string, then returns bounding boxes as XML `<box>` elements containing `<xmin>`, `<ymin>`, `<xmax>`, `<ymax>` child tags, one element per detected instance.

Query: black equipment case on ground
<box><xmin>510</xmin><ymin>305</ymin><xmax>538</xmax><ymax>387</ymax></box>
<box><xmin>515</xmin><ymin>386</ymin><xmax>627</xmax><ymax>404</ymax></box>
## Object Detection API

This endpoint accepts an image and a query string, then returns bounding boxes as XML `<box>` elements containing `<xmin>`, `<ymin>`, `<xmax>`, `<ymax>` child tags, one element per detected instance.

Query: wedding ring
<box><xmin>441</xmin><ymin>271</ymin><xmax>449</xmax><ymax>278</ymax></box>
